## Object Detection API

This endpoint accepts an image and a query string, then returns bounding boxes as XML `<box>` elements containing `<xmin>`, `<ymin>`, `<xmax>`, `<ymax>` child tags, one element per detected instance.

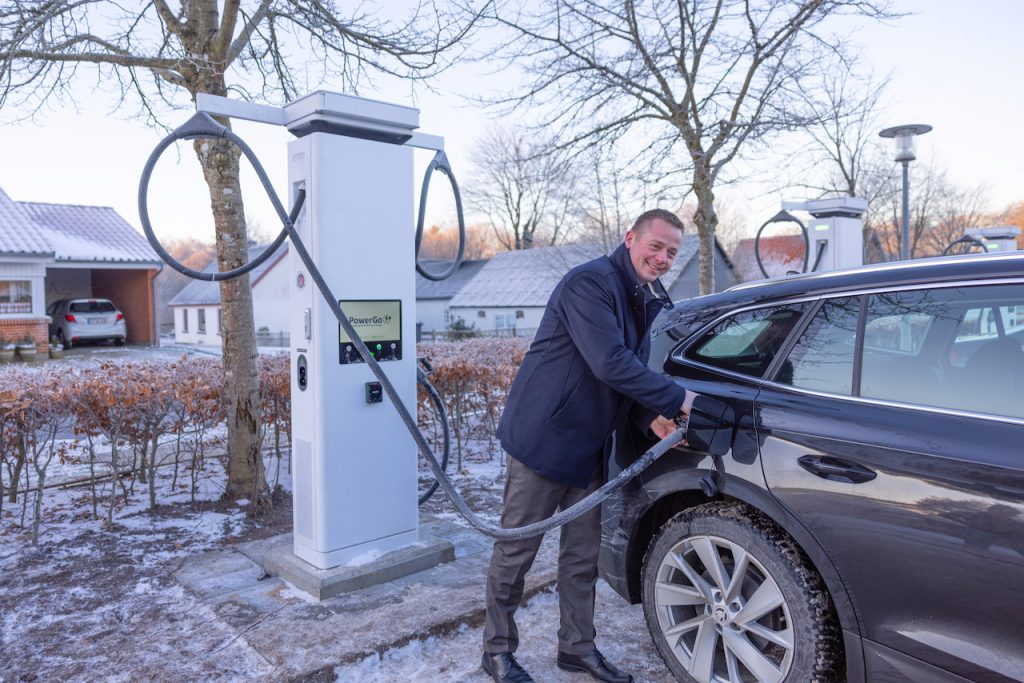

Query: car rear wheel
<box><xmin>641</xmin><ymin>502</ymin><xmax>841</xmax><ymax>683</ymax></box>
<box><xmin>114</xmin><ymin>336</ymin><xmax>125</xmax><ymax>346</ymax></box>
<box><xmin>57</xmin><ymin>329</ymin><xmax>71</xmax><ymax>349</ymax></box>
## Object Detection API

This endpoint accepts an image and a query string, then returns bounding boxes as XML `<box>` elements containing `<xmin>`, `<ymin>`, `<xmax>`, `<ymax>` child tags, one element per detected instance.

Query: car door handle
<box><xmin>798</xmin><ymin>455</ymin><xmax>877</xmax><ymax>484</ymax></box>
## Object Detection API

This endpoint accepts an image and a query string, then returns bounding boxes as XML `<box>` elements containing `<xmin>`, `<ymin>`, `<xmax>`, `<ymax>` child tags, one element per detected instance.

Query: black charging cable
<box><xmin>753</xmin><ymin>209</ymin><xmax>827</xmax><ymax>278</ymax></box>
<box><xmin>415</xmin><ymin>150</ymin><xmax>466</xmax><ymax>281</ymax></box>
<box><xmin>138</xmin><ymin>113</ymin><xmax>694</xmax><ymax>540</ymax></box>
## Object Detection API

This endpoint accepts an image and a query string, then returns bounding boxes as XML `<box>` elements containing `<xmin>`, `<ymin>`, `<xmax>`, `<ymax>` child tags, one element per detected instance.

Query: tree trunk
<box><xmin>9</xmin><ymin>433</ymin><xmax>26</xmax><ymax>503</ymax></box>
<box><xmin>193</xmin><ymin>119</ymin><xmax>267</xmax><ymax>505</ymax></box>
<box><xmin>692</xmin><ymin>163</ymin><xmax>718</xmax><ymax>296</ymax></box>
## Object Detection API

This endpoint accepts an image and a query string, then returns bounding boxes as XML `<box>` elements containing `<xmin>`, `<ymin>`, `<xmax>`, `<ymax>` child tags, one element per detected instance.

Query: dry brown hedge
<box><xmin>0</xmin><ymin>341</ymin><xmax>529</xmax><ymax>540</ymax></box>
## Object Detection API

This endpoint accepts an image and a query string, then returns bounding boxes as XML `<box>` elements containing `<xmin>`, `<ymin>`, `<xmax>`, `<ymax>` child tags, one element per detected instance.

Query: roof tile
<box><xmin>0</xmin><ymin>187</ymin><xmax>52</xmax><ymax>256</ymax></box>
<box><xmin>449</xmin><ymin>237</ymin><xmax>699</xmax><ymax>308</ymax></box>
<box><xmin>19</xmin><ymin>201</ymin><xmax>161</xmax><ymax>264</ymax></box>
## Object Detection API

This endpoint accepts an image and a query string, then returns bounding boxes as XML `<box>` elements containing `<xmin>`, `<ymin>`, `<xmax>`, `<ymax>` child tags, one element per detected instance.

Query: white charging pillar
<box><xmin>782</xmin><ymin>197</ymin><xmax>868</xmax><ymax>271</ymax></box>
<box><xmin>285</xmin><ymin>92</ymin><xmax>420</xmax><ymax>569</ymax></box>
<box><xmin>965</xmin><ymin>226</ymin><xmax>1022</xmax><ymax>253</ymax></box>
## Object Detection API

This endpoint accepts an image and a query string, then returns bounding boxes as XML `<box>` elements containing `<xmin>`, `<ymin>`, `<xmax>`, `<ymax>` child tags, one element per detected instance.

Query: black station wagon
<box><xmin>600</xmin><ymin>251</ymin><xmax>1024</xmax><ymax>683</ymax></box>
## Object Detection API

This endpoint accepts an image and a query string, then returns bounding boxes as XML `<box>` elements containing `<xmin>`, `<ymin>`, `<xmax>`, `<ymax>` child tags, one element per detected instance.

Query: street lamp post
<box><xmin>879</xmin><ymin>124</ymin><xmax>932</xmax><ymax>260</ymax></box>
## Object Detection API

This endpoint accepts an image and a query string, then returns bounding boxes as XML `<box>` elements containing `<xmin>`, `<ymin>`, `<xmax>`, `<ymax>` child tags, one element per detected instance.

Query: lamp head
<box><xmin>879</xmin><ymin>124</ymin><xmax>933</xmax><ymax>163</ymax></box>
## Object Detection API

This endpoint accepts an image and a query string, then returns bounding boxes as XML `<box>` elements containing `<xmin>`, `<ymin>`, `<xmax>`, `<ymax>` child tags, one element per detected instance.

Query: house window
<box><xmin>477</xmin><ymin>310</ymin><xmax>486</xmax><ymax>318</ymax></box>
<box><xmin>0</xmin><ymin>280</ymin><xmax>32</xmax><ymax>314</ymax></box>
<box><xmin>515</xmin><ymin>310</ymin><xmax>524</xmax><ymax>320</ymax></box>
<box><xmin>182</xmin><ymin>309</ymin><xmax>189</xmax><ymax>333</ymax></box>
<box><xmin>197</xmin><ymin>309</ymin><xmax>206</xmax><ymax>334</ymax></box>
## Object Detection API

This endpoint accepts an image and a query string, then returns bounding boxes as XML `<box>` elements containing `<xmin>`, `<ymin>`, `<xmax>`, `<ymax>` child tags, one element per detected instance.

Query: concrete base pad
<box><xmin>261</xmin><ymin>531</ymin><xmax>455</xmax><ymax>600</ymax></box>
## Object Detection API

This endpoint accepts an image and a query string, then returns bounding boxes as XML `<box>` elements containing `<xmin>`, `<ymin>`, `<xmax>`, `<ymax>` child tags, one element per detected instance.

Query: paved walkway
<box><xmin>173</xmin><ymin>515</ymin><xmax>560</xmax><ymax>681</ymax></box>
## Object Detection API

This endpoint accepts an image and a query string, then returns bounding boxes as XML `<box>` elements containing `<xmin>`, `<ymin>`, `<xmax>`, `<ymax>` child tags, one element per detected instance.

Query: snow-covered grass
<box><xmin>0</xmin><ymin>442</ymin><xmax>291</xmax><ymax>682</ymax></box>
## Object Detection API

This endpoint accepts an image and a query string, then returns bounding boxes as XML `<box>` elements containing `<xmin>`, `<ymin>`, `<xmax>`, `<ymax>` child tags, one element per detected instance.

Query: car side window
<box><xmin>861</xmin><ymin>285</ymin><xmax>1024</xmax><ymax>419</ymax></box>
<box><xmin>860</xmin><ymin>290</ymin><xmax>948</xmax><ymax>407</ymax></box>
<box><xmin>683</xmin><ymin>304</ymin><xmax>806</xmax><ymax>378</ymax></box>
<box><xmin>950</xmin><ymin>304</ymin><xmax>1024</xmax><ymax>367</ymax></box>
<box><xmin>775</xmin><ymin>297</ymin><xmax>860</xmax><ymax>394</ymax></box>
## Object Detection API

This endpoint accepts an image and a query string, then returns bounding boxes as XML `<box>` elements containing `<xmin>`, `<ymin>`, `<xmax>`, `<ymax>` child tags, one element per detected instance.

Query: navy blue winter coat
<box><xmin>496</xmin><ymin>244</ymin><xmax>687</xmax><ymax>488</ymax></box>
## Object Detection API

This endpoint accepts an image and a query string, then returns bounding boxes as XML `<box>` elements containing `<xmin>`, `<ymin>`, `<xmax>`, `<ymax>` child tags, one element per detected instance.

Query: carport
<box><xmin>0</xmin><ymin>193</ymin><xmax>163</xmax><ymax>346</ymax></box>
<box><xmin>45</xmin><ymin>264</ymin><xmax>160</xmax><ymax>344</ymax></box>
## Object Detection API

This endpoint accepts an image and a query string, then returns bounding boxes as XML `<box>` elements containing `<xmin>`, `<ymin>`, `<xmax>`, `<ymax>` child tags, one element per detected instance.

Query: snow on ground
<box><xmin>0</xmin><ymin>439</ymin><xmax>293</xmax><ymax>681</ymax></box>
<box><xmin>335</xmin><ymin>585</ymin><xmax>676</xmax><ymax>683</ymax></box>
<box><xmin>0</xmin><ymin>372</ymin><xmax>676</xmax><ymax>681</ymax></box>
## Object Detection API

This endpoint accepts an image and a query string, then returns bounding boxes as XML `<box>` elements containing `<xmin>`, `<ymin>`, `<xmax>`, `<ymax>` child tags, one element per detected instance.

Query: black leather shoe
<box><xmin>481</xmin><ymin>652</ymin><xmax>535</xmax><ymax>683</ymax></box>
<box><xmin>556</xmin><ymin>649</ymin><xmax>633</xmax><ymax>683</ymax></box>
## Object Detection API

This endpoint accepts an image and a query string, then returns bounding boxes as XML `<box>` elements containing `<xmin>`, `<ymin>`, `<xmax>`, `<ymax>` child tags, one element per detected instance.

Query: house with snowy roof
<box><xmin>446</xmin><ymin>236</ymin><xmax>737</xmax><ymax>336</ymax></box>
<box><xmin>168</xmin><ymin>243</ymin><xmax>289</xmax><ymax>346</ymax></box>
<box><xmin>0</xmin><ymin>187</ymin><xmax>162</xmax><ymax>351</ymax></box>
<box><xmin>415</xmin><ymin>258</ymin><xmax>488</xmax><ymax>338</ymax></box>
<box><xmin>169</xmin><ymin>251</ymin><xmax>490</xmax><ymax>346</ymax></box>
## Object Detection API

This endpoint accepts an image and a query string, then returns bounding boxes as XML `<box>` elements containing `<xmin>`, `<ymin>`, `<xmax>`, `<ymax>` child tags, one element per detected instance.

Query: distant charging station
<box><xmin>196</xmin><ymin>91</ymin><xmax>452</xmax><ymax>577</ymax></box>
<box><xmin>781</xmin><ymin>197</ymin><xmax>869</xmax><ymax>272</ymax></box>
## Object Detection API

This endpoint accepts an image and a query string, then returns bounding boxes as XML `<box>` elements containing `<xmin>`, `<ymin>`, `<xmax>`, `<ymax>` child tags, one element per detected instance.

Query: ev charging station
<box><xmin>755</xmin><ymin>196</ymin><xmax>869</xmax><ymax>279</ymax></box>
<box><xmin>962</xmin><ymin>226</ymin><xmax>1021</xmax><ymax>254</ymax></box>
<box><xmin>285</xmin><ymin>93</ymin><xmax>419</xmax><ymax>568</ymax></box>
<box><xmin>195</xmin><ymin>91</ymin><xmax>452</xmax><ymax>576</ymax></box>
<box><xmin>780</xmin><ymin>196</ymin><xmax>869</xmax><ymax>272</ymax></box>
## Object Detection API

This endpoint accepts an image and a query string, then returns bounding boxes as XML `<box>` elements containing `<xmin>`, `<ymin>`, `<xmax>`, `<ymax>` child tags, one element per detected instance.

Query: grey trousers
<box><xmin>483</xmin><ymin>456</ymin><xmax>602</xmax><ymax>656</ymax></box>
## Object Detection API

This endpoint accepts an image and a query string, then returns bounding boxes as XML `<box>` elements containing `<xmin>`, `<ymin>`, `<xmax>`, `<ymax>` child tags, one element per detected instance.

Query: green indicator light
<box><xmin>376</xmin><ymin>344</ymin><xmax>382</xmax><ymax>350</ymax></box>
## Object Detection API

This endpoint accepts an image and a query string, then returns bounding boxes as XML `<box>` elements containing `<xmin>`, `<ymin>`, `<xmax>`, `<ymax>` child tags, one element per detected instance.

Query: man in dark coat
<box><xmin>481</xmin><ymin>209</ymin><xmax>694</xmax><ymax>683</ymax></box>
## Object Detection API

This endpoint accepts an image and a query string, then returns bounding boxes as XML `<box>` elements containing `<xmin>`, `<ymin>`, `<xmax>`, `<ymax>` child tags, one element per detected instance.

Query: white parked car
<box><xmin>46</xmin><ymin>298</ymin><xmax>127</xmax><ymax>348</ymax></box>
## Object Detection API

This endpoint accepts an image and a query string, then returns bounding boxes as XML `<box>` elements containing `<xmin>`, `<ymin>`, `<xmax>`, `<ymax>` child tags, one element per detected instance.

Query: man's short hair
<box><xmin>631</xmin><ymin>209</ymin><xmax>685</xmax><ymax>235</ymax></box>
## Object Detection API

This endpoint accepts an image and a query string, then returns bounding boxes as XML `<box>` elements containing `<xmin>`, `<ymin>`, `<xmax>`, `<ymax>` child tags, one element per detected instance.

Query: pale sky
<box><xmin>0</xmin><ymin>0</ymin><xmax>1021</xmax><ymax>247</ymax></box>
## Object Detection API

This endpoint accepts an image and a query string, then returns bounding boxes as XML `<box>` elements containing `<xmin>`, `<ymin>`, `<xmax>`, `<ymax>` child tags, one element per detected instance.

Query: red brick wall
<box><xmin>0</xmin><ymin>317</ymin><xmax>49</xmax><ymax>352</ymax></box>
<box><xmin>91</xmin><ymin>269</ymin><xmax>159</xmax><ymax>344</ymax></box>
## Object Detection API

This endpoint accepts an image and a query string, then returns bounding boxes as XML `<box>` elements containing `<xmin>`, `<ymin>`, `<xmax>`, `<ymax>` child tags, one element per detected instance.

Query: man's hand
<box><xmin>650</xmin><ymin>414</ymin><xmax>689</xmax><ymax>449</ymax></box>
<box><xmin>649</xmin><ymin>415</ymin><xmax>677</xmax><ymax>440</ymax></box>
<box><xmin>649</xmin><ymin>389</ymin><xmax>700</xmax><ymax>445</ymax></box>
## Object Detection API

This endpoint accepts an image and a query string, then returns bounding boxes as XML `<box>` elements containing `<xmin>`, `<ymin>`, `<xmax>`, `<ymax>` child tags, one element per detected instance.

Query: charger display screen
<box><xmin>338</xmin><ymin>299</ymin><xmax>402</xmax><ymax>364</ymax></box>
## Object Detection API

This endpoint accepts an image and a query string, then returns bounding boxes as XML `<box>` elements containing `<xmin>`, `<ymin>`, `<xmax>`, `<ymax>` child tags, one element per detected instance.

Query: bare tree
<box><xmin>469</xmin><ymin>124</ymin><xmax>581</xmax><ymax>250</ymax></box>
<box><xmin>0</xmin><ymin>1</ymin><xmax>476</xmax><ymax>504</ymax></box>
<box><xmin>865</xmin><ymin>161</ymin><xmax>990</xmax><ymax>259</ymax></box>
<box><xmin>574</xmin><ymin>144</ymin><xmax>664</xmax><ymax>253</ymax></box>
<box><xmin>487</xmin><ymin>0</ymin><xmax>894</xmax><ymax>293</ymax></box>
<box><xmin>705</xmin><ymin>198</ymin><xmax>750</xmax><ymax>256</ymax></box>
<box><xmin>992</xmin><ymin>201</ymin><xmax>1024</xmax><ymax>250</ymax></box>
<box><xmin>419</xmin><ymin>221</ymin><xmax>499</xmax><ymax>260</ymax></box>
<box><xmin>791</xmin><ymin>57</ymin><xmax>893</xmax><ymax>201</ymax></box>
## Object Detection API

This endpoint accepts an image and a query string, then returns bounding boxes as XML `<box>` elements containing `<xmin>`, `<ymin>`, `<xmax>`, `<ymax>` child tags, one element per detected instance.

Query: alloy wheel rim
<box><xmin>653</xmin><ymin>534</ymin><xmax>794</xmax><ymax>683</ymax></box>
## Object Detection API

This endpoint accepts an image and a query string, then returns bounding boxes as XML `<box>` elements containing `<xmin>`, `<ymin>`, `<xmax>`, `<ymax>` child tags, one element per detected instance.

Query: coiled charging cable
<box><xmin>138</xmin><ymin>112</ymin><xmax>685</xmax><ymax>541</ymax></box>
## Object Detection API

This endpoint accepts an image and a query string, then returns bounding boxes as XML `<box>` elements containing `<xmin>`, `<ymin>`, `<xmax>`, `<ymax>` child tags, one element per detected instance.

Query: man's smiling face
<box><xmin>625</xmin><ymin>218</ymin><xmax>683</xmax><ymax>284</ymax></box>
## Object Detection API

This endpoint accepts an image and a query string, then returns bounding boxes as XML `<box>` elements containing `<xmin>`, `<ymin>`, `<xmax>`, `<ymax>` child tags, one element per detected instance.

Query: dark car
<box><xmin>599</xmin><ymin>252</ymin><xmax>1024</xmax><ymax>683</ymax></box>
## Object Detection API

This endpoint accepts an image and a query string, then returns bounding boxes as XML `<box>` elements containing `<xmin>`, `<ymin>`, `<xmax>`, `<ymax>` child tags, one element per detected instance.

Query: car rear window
<box><xmin>69</xmin><ymin>300</ymin><xmax>117</xmax><ymax>313</ymax></box>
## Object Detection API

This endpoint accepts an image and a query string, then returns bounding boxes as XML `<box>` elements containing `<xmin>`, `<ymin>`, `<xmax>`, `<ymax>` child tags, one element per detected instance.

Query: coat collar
<box><xmin>611</xmin><ymin>243</ymin><xmax>675</xmax><ymax>311</ymax></box>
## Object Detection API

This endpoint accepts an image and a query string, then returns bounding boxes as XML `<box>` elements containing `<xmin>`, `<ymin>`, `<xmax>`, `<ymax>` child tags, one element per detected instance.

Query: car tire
<box><xmin>641</xmin><ymin>502</ymin><xmax>842</xmax><ymax>683</ymax></box>
<box><xmin>57</xmin><ymin>330</ymin><xmax>71</xmax><ymax>350</ymax></box>
<box><xmin>114</xmin><ymin>337</ymin><xmax>125</xmax><ymax>346</ymax></box>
